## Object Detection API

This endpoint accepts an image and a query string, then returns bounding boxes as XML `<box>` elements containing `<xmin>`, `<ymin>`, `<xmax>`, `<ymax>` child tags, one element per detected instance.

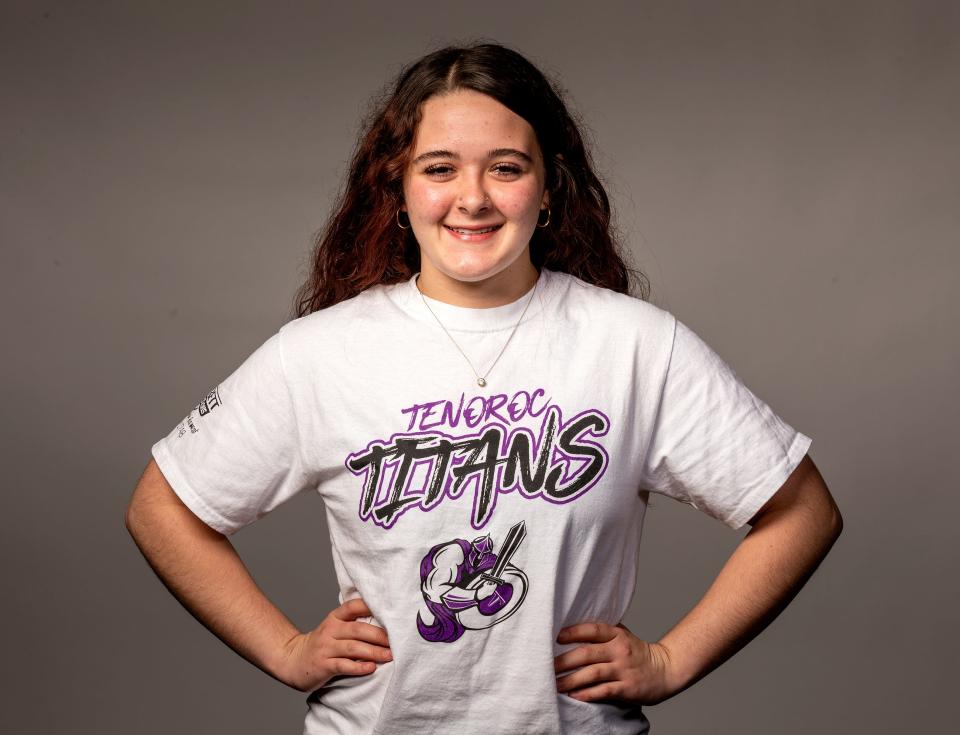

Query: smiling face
<box><xmin>401</xmin><ymin>89</ymin><xmax>549</xmax><ymax>306</ymax></box>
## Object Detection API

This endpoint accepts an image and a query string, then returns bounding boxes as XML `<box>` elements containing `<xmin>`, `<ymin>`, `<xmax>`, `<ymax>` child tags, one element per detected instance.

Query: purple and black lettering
<box><xmin>345</xmin><ymin>389</ymin><xmax>611</xmax><ymax>530</ymax></box>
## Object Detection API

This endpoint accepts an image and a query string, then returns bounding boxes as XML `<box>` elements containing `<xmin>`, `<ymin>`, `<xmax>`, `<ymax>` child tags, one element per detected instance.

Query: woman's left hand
<box><xmin>554</xmin><ymin>622</ymin><xmax>679</xmax><ymax>706</ymax></box>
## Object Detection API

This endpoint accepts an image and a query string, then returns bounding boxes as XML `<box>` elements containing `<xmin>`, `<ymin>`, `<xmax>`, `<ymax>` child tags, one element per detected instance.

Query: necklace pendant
<box><xmin>418</xmin><ymin>276</ymin><xmax>539</xmax><ymax>395</ymax></box>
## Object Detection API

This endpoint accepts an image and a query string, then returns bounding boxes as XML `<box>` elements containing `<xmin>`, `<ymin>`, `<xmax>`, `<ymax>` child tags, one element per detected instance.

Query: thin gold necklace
<box><xmin>417</xmin><ymin>276</ymin><xmax>539</xmax><ymax>388</ymax></box>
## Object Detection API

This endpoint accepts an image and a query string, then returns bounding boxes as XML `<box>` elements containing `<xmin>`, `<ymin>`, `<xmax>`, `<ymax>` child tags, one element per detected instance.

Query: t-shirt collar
<box><xmin>396</xmin><ymin>268</ymin><xmax>551</xmax><ymax>333</ymax></box>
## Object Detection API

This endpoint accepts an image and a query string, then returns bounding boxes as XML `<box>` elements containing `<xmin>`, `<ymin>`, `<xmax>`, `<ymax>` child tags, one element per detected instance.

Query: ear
<box><xmin>541</xmin><ymin>190</ymin><xmax>550</xmax><ymax>208</ymax></box>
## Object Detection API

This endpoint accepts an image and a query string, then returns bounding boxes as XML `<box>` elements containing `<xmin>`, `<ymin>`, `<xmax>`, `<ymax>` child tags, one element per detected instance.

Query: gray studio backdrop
<box><xmin>3</xmin><ymin>1</ymin><xmax>957</xmax><ymax>733</ymax></box>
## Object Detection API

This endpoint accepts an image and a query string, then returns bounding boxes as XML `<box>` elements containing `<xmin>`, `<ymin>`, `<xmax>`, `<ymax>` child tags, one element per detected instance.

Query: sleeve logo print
<box><xmin>174</xmin><ymin>385</ymin><xmax>223</xmax><ymax>439</ymax></box>
<box><xmin>344</xmin><ymin>388</ymin><xmax>611</xmax><ymax>530</ymax></box>
<box><xmin>417</xmin><ymin>520</ymin><xmax>529</xmax><ymax>643</ymax></box>
<box><xmin>196</xmin><ymin>386</ymin><xmax>222</xmax><ymax>417</ymax></box>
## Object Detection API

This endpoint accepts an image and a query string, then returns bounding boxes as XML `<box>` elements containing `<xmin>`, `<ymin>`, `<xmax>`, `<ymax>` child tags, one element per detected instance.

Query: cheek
<box><xmin>493</xmin><ymin>182</ymin><xmax>543</xmax><ymax>219</ymax></box>
<box><xmin>405</xmin><ymin>181</ymin><xmax>451</xmax><ymax>221</ymax></box>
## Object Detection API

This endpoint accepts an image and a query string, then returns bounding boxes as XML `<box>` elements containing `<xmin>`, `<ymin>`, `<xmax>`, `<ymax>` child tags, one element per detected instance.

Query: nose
<box><xmin>457</xmin><ymin>172</ymin><xmax>490</xmax><ymax>216</ymax></box>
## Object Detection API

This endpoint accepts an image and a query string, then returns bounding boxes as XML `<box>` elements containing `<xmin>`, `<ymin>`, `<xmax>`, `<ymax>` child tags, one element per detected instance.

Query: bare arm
<box><xmin>657</xmin><ymin>453</ymin><xmax>843</xmax><ymax>694</ymax></box>
<box><xmin>556</xmin><ymin>453</ymin><xmax>842</xmax><ymax>703</ymax></box>
<box><xmin>126</xmin><ymin>459</ymin><xmax>303</xmax><ymax>683</ymax></box>
<box><xmin>125</xmin><ymin>459</ymin><xmax>391</xmax><ymax>691</ymax></box>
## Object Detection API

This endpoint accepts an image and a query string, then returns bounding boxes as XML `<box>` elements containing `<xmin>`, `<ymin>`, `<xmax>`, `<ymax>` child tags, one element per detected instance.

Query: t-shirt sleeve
<box><xmin>150</xmin><ymin>328</ymin><xmax>313</xmax><ymax>536</ymax></box>
<box><xmin>640</xmin><ymin>315</ymin><xmax>812</xmax><ymax>530</ymax></box>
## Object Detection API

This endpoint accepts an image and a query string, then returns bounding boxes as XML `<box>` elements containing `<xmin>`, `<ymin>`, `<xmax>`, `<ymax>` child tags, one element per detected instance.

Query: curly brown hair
<box><xmin>293</xmin><ymin>41</ymin><xmax>648</xmax><ymax>317</ymax></box>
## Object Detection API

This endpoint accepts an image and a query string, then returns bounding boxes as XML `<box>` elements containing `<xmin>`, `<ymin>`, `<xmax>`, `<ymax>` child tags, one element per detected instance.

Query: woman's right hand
<box><xmin>279</xmin><ymin>597</ymin><xmax>392</xmax><ymax>692</ymax></box>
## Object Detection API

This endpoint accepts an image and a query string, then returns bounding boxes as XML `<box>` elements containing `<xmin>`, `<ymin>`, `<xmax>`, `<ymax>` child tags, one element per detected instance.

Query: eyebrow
<box><xmin>410</xmin><ymin>148</ymin><xmax>535</xmax><ymax>166</ymax></box>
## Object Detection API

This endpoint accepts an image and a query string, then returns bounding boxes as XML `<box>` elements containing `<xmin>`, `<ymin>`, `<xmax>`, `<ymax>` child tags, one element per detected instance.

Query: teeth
<box><xmin>449</xmin><ymin>226</ymin><xmax>497</xmax><ymax>234</ymax></box>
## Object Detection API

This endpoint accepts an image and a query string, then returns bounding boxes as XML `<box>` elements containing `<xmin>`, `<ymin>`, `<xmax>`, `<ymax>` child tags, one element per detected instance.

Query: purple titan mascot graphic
<box><xmin>416</xmin><ymin>520</ymin><xmax>530</xmax><ymax>643</ymax></box>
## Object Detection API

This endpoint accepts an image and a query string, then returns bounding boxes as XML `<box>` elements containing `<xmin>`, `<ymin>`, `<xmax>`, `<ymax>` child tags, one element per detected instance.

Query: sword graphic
<box><xmin>480</xmin><ymin>520</ymin><xmax>527</xmax><ymax>586</ymax></box>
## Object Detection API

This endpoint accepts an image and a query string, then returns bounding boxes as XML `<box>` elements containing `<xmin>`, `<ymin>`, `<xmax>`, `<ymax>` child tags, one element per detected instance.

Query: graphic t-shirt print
<box><xmin>417</xmin><ymin>521</ymin><xmax>528</xmax><ymax>643</ymax></box>
<box><xmin>345</xmin><ymin>388</ymin><xmax>611</xmax><ymax>643</ymax></box>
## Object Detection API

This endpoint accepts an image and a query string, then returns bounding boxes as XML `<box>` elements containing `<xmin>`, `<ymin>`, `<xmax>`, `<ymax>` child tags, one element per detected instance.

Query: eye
<box><xmin>492</xmin><ymin>163</ymin><xmax>523</xmax><ymax>176</ymax></box>
<box><xmin>422</xmin><ymin>163</ymin><xmax>525</xmax><ymax>177</ymax></box>
<box><xmin>423</xmin><ymin>164</ymin><xmax>454</xmax><ymax>176</ymax></box>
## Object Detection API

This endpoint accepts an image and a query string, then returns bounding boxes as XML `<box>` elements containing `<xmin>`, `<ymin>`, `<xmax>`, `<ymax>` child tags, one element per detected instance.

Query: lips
<box><xmin>444</xmin><ymin>224</ymin><xmax>503</xmax><ymax>243</ymax></box>
<box><xmin>445</xmin><ymin>225</ymin><xmax>502</xmax><ymax>234</ymax></box>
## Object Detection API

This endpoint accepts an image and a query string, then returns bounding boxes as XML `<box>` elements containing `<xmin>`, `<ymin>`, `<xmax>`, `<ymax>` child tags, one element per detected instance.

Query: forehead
<box><xmin>411</xmin><ymin>89</ymin><xmax>539</xmax><ymax>156</ymax></box>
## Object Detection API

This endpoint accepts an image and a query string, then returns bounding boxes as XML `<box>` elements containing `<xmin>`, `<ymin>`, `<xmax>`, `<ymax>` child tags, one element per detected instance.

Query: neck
<box><xmin>416</xmin><ymin>261</ymin><xmax>540</xmax><ymax>308</ymax></box>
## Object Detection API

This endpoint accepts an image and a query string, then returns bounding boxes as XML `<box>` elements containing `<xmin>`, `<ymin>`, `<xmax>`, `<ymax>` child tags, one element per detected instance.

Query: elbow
<box><xmin>125</xmin><ymin>474</ymin><xmax>162</xmax><ymax>542</ymax></box>
<box><xmin>125</xmin><ymin>459</ymin><xmax>169</xmax><ymax>540</ymax></box>
<box><xmin>829</xmin><ymin>505</ymin><xmax>843</xmax><ymax>540</ymax></box>
<box><xmin>125</xmin><ymin>491</ymin><xmax>146</xmax><ymax>541</ymax></box>
<box><xmin>124</xmin><ymin>486</ymin><xmax>139</xmax><ymax>529</ymax></box>
<box><xmin>815</xmin><ymin>501</ymin><xmax>843</xmax><ymax>554</ymax></box>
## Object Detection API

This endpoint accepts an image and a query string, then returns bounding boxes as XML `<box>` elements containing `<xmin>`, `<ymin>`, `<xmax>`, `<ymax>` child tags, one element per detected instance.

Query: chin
<box><xmin>438</xmin><ymin>270</ymin><xmax>502</xmax><ymax>287</ymax></box>
<box><xmin>442</xmin><ymin>248</ymin><xmax>531</xmax><ymax>279</ymax></box>
<box><xmin>418</xmin><ymin>231</ymin><xmax>536</xmax><ymax>290</ymax></box>
<box><xmin>437</xmin><ymin>259</ymin><xmax>516</xmax><ymax>285</ymax></box>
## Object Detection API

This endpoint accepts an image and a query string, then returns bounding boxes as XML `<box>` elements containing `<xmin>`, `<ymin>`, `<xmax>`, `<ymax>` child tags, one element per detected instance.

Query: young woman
<box><xmin>126</xmin><ymin>42</ymin><xmax>842</xmax><ymax>734</ymax></box>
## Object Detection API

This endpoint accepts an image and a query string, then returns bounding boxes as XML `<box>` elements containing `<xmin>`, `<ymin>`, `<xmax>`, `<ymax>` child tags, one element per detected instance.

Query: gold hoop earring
<box><xmin>396</xmin><ymin>209</ymin><xmax>411</xmax><ymax>230</ymax></box>
<box><xmin>536</xmin><ymin>207</ymin><xmax>551</xmax><ymax>228</ymax></box>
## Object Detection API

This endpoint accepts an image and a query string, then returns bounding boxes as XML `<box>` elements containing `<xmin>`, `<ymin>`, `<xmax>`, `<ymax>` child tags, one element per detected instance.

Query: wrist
<box><xmin>273</xmin><ymin>630</ymin><xmax>309</xmax><ymax>690</ymax></box>
<box><xmin>654</xmin><ymin>636</ymin><xmax>699</xmax><ymax>695</ymax></box>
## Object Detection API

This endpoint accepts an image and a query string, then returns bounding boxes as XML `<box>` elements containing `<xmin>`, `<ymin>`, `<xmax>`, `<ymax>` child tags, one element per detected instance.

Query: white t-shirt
<box><xmin>152</xmin><ymin>267</ymin><xmax>811</xmax><ymax>735</ymax></box>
